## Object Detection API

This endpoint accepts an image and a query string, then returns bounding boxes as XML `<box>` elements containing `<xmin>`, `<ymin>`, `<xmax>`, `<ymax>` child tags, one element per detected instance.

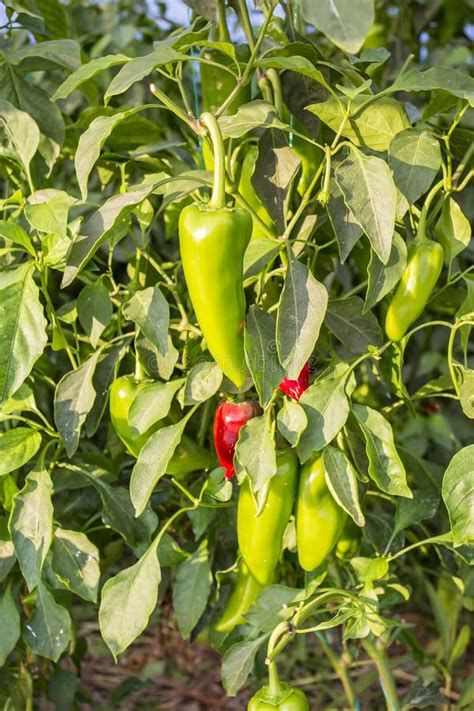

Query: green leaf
<box><xmin>256</xmin><ymin>56</ymin><xmax>330</xmax><ymax>92</ymax></box>
<box><xmin>99</xmin><ymin>540</ymin><xmax>161</xmax><ymax>659</ymax></box>
<box><xmin>122</xmin><ymin>286</ymin><xmax>169</xmax><ymax>356</ymax></box>
<box><xmin>308</xmin><ymin>96</ymin><xmax>409</xmax><ymax>152</ymax></box>
<box><xmin>459</xmin><ymin>369</ymin><xmax>474</xmax><ymax>419</ymax></box>
<box><xmin>218</xmin><ymin>100</ymin><xmax>283</xmax><ymax>138</ymax></box>
<box><xmin>131</xmin><ymin>416</ymin><xmax>191</xmax><ymax>516</ymax></box>
<box><xmin>52</xmin><ymin>528</ymin><xmax>100</xmax><ymax>602</ymax></box>
<box><xmin>183</xmin><ymin>361</ymin><xmax>222</xmax><ymax>405</ymax></box>
<box><xmin>435</xmin><ymin>197</ymin><xmax>471</xmax><ymax>272</ymax></box>
<box><xmin>352</xmin><ymin>404</ymin><xmax>412</xmax><ymax>498</ymax></box>
<box><xmin>277</xmin><ymin>253</ymin><xmax>328</xmax><ymax>380</ymax></box>
<box><xmin>235</xmin><ymin>413</ymin><xmax>277</xmax><ymax>497</ymax></box>
<box><xmin>394</xmin><ymin>449</ymin><xmax>440</xmax><ymax>534</ymax></box>
<box><xmin>390</xmin><ymin>67</ymin><xmax>474</xmax><ymax>106</ymax></box>
<box><xmin>365</xmin><ymin>234</ymin><xmax>407</xmax><ymax>312</ymax></box>
<box><xmin>9</xmin><ymin>466</ymin><xmax>53</xmax><ymax>591</ymax></box>
<box><xmin>51</xmin><ymin>54</ymin><xmax>129</xmax><ymax>101</ymax></box>
<box><xmin>327</xmin><ymin>176</ymin><xmax>363</xmax><ymax>262</ymax></box>
<box><xmin>62</xmin><ymin>184</ymin><xmax>160</xmax><ymax>287</ymax></box>
<box><xmin>323</xmin><ymin>446</ymin><xmax>365</xmax><ymax>525</ymax></box>
<box><xmin>104</xmin><ymin>46</ymin><xmax>183</xmax><ymax>104</ymax></box>
<box><xmin>336</xmin><ymin>147</ymin><xmax>396</xmax><ymax>264</ymax></box>
<box><xmin>25</xmin><ymin>189</ymin><xmax>75</xmax><ymax>239</ymax></box>
<box><xmin>351</xmin><ymin>556</ymin><xmax>388</xmax><ymax>582</ymax></box>
<box><xmin>0</xmin><ymin>220</ymin><xmax>35</xmax><ymax>256</ymax></box>
<box><xmin>78</xmin><ymin>467</ymin><xmax>156</xmax><ymax>549</ymax></box>
<box><xmin>245</xmin><ymin>307</ymin><xmax>284</xmax><ymax>407</ymax></box>
<box><xmin>173</xmin><ymin>540</ymin><xmax>212</xmax><ymax>638</ymax></box>
<box><xmin>277</xmin><ymin>399</ymin><xmax>307</xmax><ymax>447</ymax></box>
<box><xmin>301</xmin><ymin>0</ymin><xmax>374</xmax><ymax>54</ymax></box>
<box><xmin>388</xmin><ymin>129</ymin><xmax>442</xmax><ymax>204</ymax></box>
<box><xmin>243</xmin><ymin>238</ymin><xmax>280</xmax><ymax>280</ymax></box>
<box><xmin>136</xmin><ymin>332</ymin><xmax>179</xmax><ymax>381</ymax></box>
<box><xmin>245</xmin><ymin>585</ymin><xmax>296</xmax><ymax>632</ymax></box>
<box><xmin>0</xmin><ymin>427</ymin><xmax>42</xmax><ymax>477</ymax></box>
<box><xmin>77</xmin><ymin>279</ymin><xmax>112</xmax><ymax>348</ymax></box>
<box><xmin>0</xmin><ymin>98</ymin><xmax>40</xmax><ymax>178</ymax></box>
<box><xmin>326</xmin><ymin>296</ymin><xmax>383</xmax><ymax>355</ymax></box>
<box><xmin>221</xmin><ymin>635</ymin><xmax>268</xmax><ymax>697</ymax></box>
<box><xmin>0</xmin><ymin>263</ymin><xmax>47</xmax><ymax>405</ymax></box>
<box><xmin>6</xmin><ymin>39</ymin><xmax>80</xmax><ymax>73</ymax></box>
<box><xmin>75</xmin><ymin>109</ymin><xmax>143</xmax><ymax>200</ymax></box>
<box><xmin>86</xmin><ymin>341</ymin><xmax>129</xmax><ymax>437</ymax></box>
<box><xmin>54</xmin><ymin>353</ymin><xmax>98</xmax><ymax>457</ymax></box>
<box><xmin>252</xmin><ymin>128</ymin><xmax>301</xmax><ymax>232</ymax></box>
<box><xmin>129</xmin><ymin>379</ymin><xmax>183</xmax><ymax>435</ymax></box>
<box><xmin>0</xmin><ymin>64</ymin><xmax>64</xmax><ymax>169</ymax></box>
<box><xmin>24</xmin><ymin>582</ymin><xmax>72</xmax><ymax>662</ymax></box>
<box><xmin>442</xmin><ymin>445</ymin><xmax>474</xmax><ymax>546</ymax></box>
<box><xmin>298</xmin><ymin>365</ymin><xmax>353</xmax><ymax>463</ymax></box>
<box><xmin>0</xmin><ymin>537</ymin><xmax>16</xmax><ymax>583</ymax></box>
<box><xmin>0</xmin><ymin>585</ymin><xmax>20</xmax><ymax>666</ymax></box>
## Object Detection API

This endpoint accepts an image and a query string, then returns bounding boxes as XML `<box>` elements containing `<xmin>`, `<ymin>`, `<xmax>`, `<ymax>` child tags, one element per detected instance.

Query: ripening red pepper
<box><xmin>213</xmin><ymin>400</ymin><xmax>260</xmax><ymax>479</ymax></box>
<box><xmin>279</xmin><ymin>362</ymin><xmax>310</xmax><ymax>401</ymax></box>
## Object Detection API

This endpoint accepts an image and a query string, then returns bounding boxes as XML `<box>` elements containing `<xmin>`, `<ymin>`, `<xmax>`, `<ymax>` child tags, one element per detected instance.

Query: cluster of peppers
<box><xmin>106</xmin><ymin>5</ymin><xmax>446</xmax><ymax>706</ymax></box>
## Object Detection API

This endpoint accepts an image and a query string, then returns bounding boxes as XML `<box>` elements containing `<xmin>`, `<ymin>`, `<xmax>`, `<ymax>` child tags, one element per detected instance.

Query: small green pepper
<box><xmin>385</xmin><ymin>240</ymin><xmax>444</xmax><ymax>342</ymax></box>
<box><xmin>215</xmin><ymin>561</ymin><xmax>263</xmax><ymax>633</ymax></box>
<box><xmin>109</xmin><ymin>375</ymin><xmax>213</xmax><ymax>476</ymax></box>
<box><xmin>336</xmin><ymin>518</ymin><xmax>362</xmax><ymax>560</ymax></box>
<box><xmin>296</xmin><ymin>456</ymin><xmax>346</xmax><ymax>572</ymax></box>
<box><xmin>248</xmin><ymin>683</ymin><xmax>309</xmax><ymax>710</ymax></box>
<box><xmin>237</xmin><ymin>144</ymin><xmax>277</xmax><ymax>240</ymax></box>
<box><xmin>237</xmin><ymin>449</ymin><xmax>298</xmax><ymax>585</ymax></box>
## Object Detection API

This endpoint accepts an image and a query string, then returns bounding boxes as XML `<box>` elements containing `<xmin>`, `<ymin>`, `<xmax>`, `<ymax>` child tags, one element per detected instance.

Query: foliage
<box><xmin>0</xmin><ymin>0</ymin><xmax>473</xmax><ymax>708</ymax></box>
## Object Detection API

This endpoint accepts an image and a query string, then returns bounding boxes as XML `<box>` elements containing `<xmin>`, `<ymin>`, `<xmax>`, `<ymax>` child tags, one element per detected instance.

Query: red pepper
<box><xmin>279</xmin><ymin>362</ymin><xmax>310</xmax><ymax>401</ymax></box>
<box><xmin>213</xmin><ymin>401</ymin><xmax>260</xmax><ymax>479</ymax></box>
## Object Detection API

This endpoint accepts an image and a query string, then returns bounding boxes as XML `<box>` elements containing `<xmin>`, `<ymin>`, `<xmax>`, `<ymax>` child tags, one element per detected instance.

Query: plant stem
<box><xmin>217</xmin><ymin>0</ymin><xmax>231</xmax><ymax>41</ymax></box>
<box><xmin>234</xmin><ymin>0</ymin><xmax>255</xmax><ymax>48</ymax></box>
<box><xmin>200</xmin><ymin>112</ymin><xmax>226</xmax><ymax>208</ymax></box>
<box><xmin>150</xmin><ymin>83</ymin><xmax>199</xmax><ymax>134</ymax></box>
<box><xmin>317</xmin><ymin>633</ymin><xmax>358</xmax><ymax>710</ymax></box>
<box><xmin>362</xmin><ymin>639</ymin><xmax>400</xmax><ymax>711</ymax></box>
<box><xmin>416</xmin><ymin>179</ymin><xmax>445</xmax><ymax>240</ymax></box>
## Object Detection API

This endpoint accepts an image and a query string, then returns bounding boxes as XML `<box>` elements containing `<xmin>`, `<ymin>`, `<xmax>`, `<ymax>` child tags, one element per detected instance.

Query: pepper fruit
<box><xmin>336</xmin><ymin>518</ymin><xmax>361</xmax><ymax>561</ymax></box>
<box><xmin>237</xmin><ymin>144</ymin><xmax>277</xmax><ymax>240</ymax></box>
<box><xmin>248</xmin><ymin>683</ymin><xmax>309</xmax><ymax>710</ymax></box>
<box><xmin>283</xmin><ymin>108</ymin><xmax>324</xmax><ymax>197</ymax></box>
<box><xmin>109</xmin><ymin>375</ymin><xmax>213</xmax><ymax>476</ymax></box>
<box><xmin>238</xmin><ymin>449</ymin><xmax>298</xmax><ymax>585</ymax></box>
<box><xmin>215</xmin><ymin>561</ymin><xmax>263</xmax><ymax>633</ymax></box>
<box><xmin>179</xmin><ymin>113</ymin><xmax>252</xmax><ymax>388</ymax></box>
<box><xmin>279</xmin><ymin>362</ymin><xmax>310</xmax><ymax>401</ymax></box>
<box><xmin>385</xmin><ymin>239</ymin><xmax>444</xmax><ymax>342</ymax></box>
<box><xmin>296</xmin><ymin>456</ymin><xmax>346</xmax><ymax>572</ymax></box>
<box><xmin>213</xmin><ymin>400</ymin><xmax>260</xmax><ymax>479</ymax></box>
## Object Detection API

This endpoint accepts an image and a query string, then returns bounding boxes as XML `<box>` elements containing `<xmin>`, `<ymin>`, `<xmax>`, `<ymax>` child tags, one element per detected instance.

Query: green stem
<box><xmin>215</xmin><ymin>0</ymin><xmax>279</xmax><ymax>118</ymax></box>
<box><xmin>268</xmin><ymin>661</ymin><xmax>281</xmax><ymax>698</ymax></box>
<box><xmin>266</xmin><ymin>68</ymin><xmax>283</xmax><ymax>118</ymax></box>
<box><xmin>388</xmin><ymin>533</ymin><xmax>453</xmax><ymax>561</ymax></box>
<box><xmin>200</xmin><ymin>112</ymin><xmax>226</xmax><ymax>208</ymax></box>
<box><xmin>416</xmin><ymin>179</ymin><xmax>445</xmax><ymax>240</ymax></box>
<box><xmin>150</xmin><ymin>83</ymin><xmax>199</xmax><ymax>134</ymax></box>
<box><xmin>362</xmin><ymin>639</ymin><xmax>400</xmax><ymax>711</ymax></box>
<box><xmin>217</xmin><ymin>0</ymin><xmax>231</xmax><ymax>42</ymax></box>
<box><xmin>234</xmin><ymin>0</ymin><xmax>255</xmax><ymax>48</ymax></box>
<box><xmin>317</xmin><ymin>634</ymin><xmax>357</xmax><ymax>710</ymax></box>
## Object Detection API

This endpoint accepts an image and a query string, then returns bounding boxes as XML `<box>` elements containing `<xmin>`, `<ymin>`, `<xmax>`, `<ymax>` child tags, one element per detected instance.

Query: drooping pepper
<box><xmin>179</xmin><ymin>113</ymin><xmax>252</xmax><ymax>388</ymax></box>
<box><xmin>237</xmin><ymin>144</ymin><xmax>277</xmax><ymax>240</ymax></box>
<box><xmin>215</xmin><ymin>560</ymin><xmax>263</xmax><ymax>633</ymax></box>
<box><xmin>238</xmin><ymin>449</ymin><xmax>298</xmax><ymax>585</ymax></box>
<box><xmin>279</xmin><ymin>362</ymin><xmax>310</xmax><ymax>401</ymax></box>
<box><xmin>336</xmin><ymin>517</ymin><xmax>362</xmax><ymax>561</ymax></box>
<box><xmin>248</xmin><ymin>683</ymin><xmax>309</xmax><ymax>710</ymax></box>
<box><xmin>213</xmin><ymin>400</ymin><xmax>260</xmax><ymax>479</ymax></box>
<box><xmin>109</xmin><ymin>375</ymin><xmax>213</xmax><ymax>476</ymax></box>
<box><xmin>385</xmin><ymin>239</ymin><xmax>444</xmax><ymax>342</ymax></box>
<box><xmin>296</xmin><ymin>456</ymin><xmax>346</xmax><ymax>572</ymax></box>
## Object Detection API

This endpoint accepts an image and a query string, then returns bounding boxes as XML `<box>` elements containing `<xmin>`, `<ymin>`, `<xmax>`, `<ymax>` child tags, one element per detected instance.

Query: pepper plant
<box><xmin>0</xmin><ymin>0</ymin><xmax>473</xmax><ymax>709</ymax></box>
